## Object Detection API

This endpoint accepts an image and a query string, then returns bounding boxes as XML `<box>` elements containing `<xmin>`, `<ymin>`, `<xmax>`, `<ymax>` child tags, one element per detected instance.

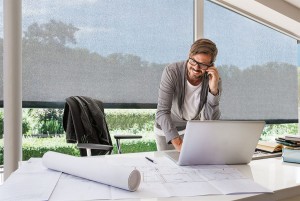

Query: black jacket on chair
<box><xmin>63</xmin><ymin>96</ymin><xmax>112</xmax><ymax>156</ymax></box>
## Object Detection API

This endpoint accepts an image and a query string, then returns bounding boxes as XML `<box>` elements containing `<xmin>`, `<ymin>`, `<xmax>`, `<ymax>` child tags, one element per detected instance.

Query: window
<box><xmin>14</xmin><ymin>0</ymin><xmax>194</xmax><ymax>106</ymax></box>
<box><xmin>204</xmin><ymin>0</ymin><xmax>298</xmax><ymax>122</ymax></box>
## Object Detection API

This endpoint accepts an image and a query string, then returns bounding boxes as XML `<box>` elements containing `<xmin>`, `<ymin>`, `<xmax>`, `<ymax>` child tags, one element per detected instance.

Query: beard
<box><xmin>188</xmin><ymin>66</ymin><xmax>204</xmax><ymax>81</ymax></box>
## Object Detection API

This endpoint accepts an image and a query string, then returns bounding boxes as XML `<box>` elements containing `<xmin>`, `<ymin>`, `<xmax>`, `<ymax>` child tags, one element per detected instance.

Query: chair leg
<box><xmin>116</xmin><ymin>139</ymin><xmax>122</xmax><ymax>154</ymax></box>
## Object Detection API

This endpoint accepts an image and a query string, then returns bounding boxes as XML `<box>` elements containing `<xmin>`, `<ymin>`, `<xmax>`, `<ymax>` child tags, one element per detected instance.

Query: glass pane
<box><xmin>298</xmin><ymin>42</ymin><xmax>300</xmax><ymax>129</ymax></box>
<box><xmin>204</xmin><ymin>0</ymin><xmax>298</xmax><ymax>121</ymax></box>
<box><xmin>0</xmin><ymin>0</ymin><xmax>193</xmax><ymax>104</ymax></box>
<box><xmin>0</xmin><ymin>1</ymin><xmax>2</xmax><ymax>100</ymax></box>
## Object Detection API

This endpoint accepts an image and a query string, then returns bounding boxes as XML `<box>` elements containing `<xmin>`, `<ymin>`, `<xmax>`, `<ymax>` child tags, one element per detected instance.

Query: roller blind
<box><xmin>204</xmin><ymin>0</ymin><xmax>298</xmax><ymax>121</ymax></box>
<box><xmin>0</xmin><ymin>0</ymin><xmax>194</xmax><ymax>106</ymax></box>
<box><xmin>0</xmin><ymin>0</ymin><xmax>298</xmax><ymax>122</ymax></box>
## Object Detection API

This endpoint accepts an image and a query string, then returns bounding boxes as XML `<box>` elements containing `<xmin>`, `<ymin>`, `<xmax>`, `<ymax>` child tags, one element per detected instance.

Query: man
<box><xmin>155</xmin><ymin>38</ymin><xmax>222</xmax><ymax>152</ymax></box>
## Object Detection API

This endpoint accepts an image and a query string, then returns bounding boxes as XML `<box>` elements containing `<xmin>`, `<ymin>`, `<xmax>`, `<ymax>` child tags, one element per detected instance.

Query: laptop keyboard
<box><xmin>252</xmin><ymin>150</ymin><xmax>282</xmax><ymax>160</ymax></box>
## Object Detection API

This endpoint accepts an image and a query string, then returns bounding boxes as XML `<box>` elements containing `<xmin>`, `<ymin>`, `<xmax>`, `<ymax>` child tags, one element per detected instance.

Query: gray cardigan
<box><xmin>155</xmin><ymin>61</ymin><xmax>222</xmax><ymax>143</ymax></box>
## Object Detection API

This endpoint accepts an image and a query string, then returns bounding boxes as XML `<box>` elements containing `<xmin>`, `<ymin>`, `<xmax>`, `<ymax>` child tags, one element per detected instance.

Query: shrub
<box><xmin>261</xmin><ymin>123</ymin><xmax>298</xmax><ymax>140</ymax></box>
<box><xmin>26</xmin><ymin>108</ymin><xmax>64</xmax><ymax>134</ymax></box>
<box><xmin>19</xmin><ymin>108</ymin><xmax>156</xmax><ymax>136</ymax></box>
<box><xmin>0</xmin><ymin>136</ymin><xmax>157</xmax><ymax>165</ymax></box>
<box><xmin>105</xmin><ymin>109</ymin><xmax>155</xmax><ymax>133</ymax></box>
<box><xmin>0</xmin><ymin>110</ymin><xmax>33</xmax><ymax>138</ymax></box>
<box><xmin>0</xmin><ymin>112</ymin><xmax>2</xmax><ymax>139</ymax></box>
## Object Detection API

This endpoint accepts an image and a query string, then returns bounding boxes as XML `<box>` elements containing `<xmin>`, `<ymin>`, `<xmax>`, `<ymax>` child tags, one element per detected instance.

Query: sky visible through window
<box><xmin>204</xmin><ymin>0</ymin><xmax>298</xmax><ymax>68</ymax></box>
<box><xmin>21</xmin><ymin>0</ymin><xmax>193</xmax><ymax>64</ymax></box>
<box><xmin>0</xmin><ymin>0</ymin><xmax>298</xmax><ymax>66</ymax></box>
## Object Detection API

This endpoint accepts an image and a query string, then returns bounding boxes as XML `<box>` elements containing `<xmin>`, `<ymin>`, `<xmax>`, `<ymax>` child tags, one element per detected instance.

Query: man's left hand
<box><xmin>206</xmin><ymin>66</ymin><xmax>220</xmax><ymax>95</ymax></box>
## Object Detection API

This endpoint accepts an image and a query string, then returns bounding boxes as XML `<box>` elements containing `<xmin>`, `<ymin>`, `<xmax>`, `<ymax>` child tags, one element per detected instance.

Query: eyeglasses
<box><xmin>188</xmin><ymin>58</ymin><xmax>212</xmax><ymax>70</ymax></box>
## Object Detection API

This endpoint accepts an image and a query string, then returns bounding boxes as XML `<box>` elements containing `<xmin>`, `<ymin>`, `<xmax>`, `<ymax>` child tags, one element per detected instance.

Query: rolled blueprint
<box><xmin>42</xmin><ymin>151</ymin><xmax>141</xmax><ymax>191</ymax></box>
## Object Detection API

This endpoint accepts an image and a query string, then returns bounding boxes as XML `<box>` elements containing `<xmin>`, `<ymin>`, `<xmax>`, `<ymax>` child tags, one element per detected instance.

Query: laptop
<box><xmin>165</xmin><ymin>120</ymin><xmax>265</xmax><ymax>166</ymax></box>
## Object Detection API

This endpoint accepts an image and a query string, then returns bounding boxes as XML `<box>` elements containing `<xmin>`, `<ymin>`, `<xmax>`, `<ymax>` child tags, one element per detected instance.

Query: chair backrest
<box><xmin>63</xmin><ymin>96</ymin><xmax>113</xmax><ymax>156</ymax></box>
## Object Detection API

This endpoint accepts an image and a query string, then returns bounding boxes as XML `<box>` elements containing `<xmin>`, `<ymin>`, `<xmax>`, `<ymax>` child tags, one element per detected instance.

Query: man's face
<box><xmin>187</xmin><ymin>53</ymin><xmax>212</xmax><ymax>81</ymax></box>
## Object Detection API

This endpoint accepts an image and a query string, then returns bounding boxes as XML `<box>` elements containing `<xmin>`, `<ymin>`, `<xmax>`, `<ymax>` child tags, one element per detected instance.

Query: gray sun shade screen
<box><xmin>203</xmin><ymin>0</ymin><xmax>298</xmax><ymax>121</ymax></box>
<box><xmin>0</xmin><ymin>0</ymin><xmax>298</xmax><ymax>123</ymax></box>
<box><xmin>0</xmin><ymin>0</ymin><xmax>194</xmax><ymax>106</ymax></box>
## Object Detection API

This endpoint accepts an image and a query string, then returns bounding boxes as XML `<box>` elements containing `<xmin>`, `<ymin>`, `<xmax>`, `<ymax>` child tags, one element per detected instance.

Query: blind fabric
<box><xmin>204</xmin><ymin>0</ymin><xmax>298</xmax><ymax>120</ymax></box>
<box><xmin>0</xmin><ymin>0</ymin><xmax>297</xmax><ymax>122</ymax></box>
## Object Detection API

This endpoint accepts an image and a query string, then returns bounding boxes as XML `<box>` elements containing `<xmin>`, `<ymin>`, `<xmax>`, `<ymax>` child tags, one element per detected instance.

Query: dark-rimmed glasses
<box><xmin>188</xmin><ymin>58</ymin><xmax>212</xmax><ymax>70</ymax></box>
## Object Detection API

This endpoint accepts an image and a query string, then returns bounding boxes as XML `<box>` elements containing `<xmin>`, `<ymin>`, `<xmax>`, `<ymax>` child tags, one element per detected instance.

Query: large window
<box><xmin>0</xmin><ymin>0</ymin><xmax>298</xmax><ymax>121</ymax></box>
<box><xmin>204</xmin><ymin>0</ymin><xmax>298</xmax><ymax>122</ymax></box>
<box><xmin>0</xmin><ymin>0</ymin><xmax>194</xmax><ymax>106</ymax></box>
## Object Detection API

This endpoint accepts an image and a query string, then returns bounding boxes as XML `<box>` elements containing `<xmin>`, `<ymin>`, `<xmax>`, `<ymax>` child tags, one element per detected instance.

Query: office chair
<box><xmin>63</xmin><ymin>96</ymin><xmax>113</xmax><ymax>156</ymax></box>
<box><xmin>77</xmin><ymin>143</ymin><xmax>113</xmax><ymax>156</ymax></box>
<box><xmin>63</xmin><ymin>96</ymin><xmax>142</xmax><ymax>155</ymax></box>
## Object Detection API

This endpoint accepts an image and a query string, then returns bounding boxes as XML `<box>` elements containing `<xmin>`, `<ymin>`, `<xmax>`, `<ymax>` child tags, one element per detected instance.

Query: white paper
<box><xmin>1</xmin><ymin>154</ymin><xmax>273</xmax><ymax>201</ymax></box>
<box><xmin>49</xmin><ymin>173</ymin><xmax>111</xmax><ymax>201</ymax></box>
<box><xmin>42</xmin><ymin>151</ymin><xmax>141</xmax><ymax>191</ymax></box>
<box><xmin>0</xmin><ymin>160</ymin><xmax>61</xmax><ymax>201</ymax></box>
<box><xmin>210</xmin><ymin>179</ymin><xmax>273</xmax><ymax>194</ymax></box>
<box><xmin>191</xmin><ymin>164</ymin><xmax>272</xmax><ymax>194</ymax></box>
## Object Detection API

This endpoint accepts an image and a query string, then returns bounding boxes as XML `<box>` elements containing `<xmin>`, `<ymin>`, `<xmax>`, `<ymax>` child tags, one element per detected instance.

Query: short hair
<box><xmin>189</xmin><ymin>38</ymin><xmax>218</xmax><ymax>63</ymax></box>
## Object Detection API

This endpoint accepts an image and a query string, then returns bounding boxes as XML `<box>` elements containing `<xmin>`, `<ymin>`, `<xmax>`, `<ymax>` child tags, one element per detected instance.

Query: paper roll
<box><xmin>42</xmin><ymin>151</ymin><xmax>141</xmax><ymax>191</ymax></box>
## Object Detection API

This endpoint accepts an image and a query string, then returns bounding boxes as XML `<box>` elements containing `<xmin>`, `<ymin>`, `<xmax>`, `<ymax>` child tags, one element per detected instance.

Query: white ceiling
<box><xmin>285</xmin><ymin>0</ymin><xmax>300</xmax><ymax>9</ymax></box>
<box><xmin>210</xmin><ymin>0</ymin><xmax>300</xmax><ymax>40</ymax></box>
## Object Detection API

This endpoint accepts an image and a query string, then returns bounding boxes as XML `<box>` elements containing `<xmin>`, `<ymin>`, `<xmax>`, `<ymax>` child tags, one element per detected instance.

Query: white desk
<box><xmin>2</xmin><ymin>151</ymin><xmax>300</xmax><ymax>201</ymax></box>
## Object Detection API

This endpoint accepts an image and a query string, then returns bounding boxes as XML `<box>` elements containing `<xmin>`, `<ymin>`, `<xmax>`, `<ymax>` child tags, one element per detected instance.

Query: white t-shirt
<box><xmin>155</xmin><ymin>80</ymin><xmax>204</xmax><ymax>137</ymax></box>
<box><xmin>182</xmin><ymin>80</ymin><xmax>202</xmax><ymax>120</ymax></box>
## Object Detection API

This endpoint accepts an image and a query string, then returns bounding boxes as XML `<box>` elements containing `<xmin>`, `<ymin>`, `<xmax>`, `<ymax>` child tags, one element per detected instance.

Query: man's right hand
<box><xmin>171</xmin><ymin>136</ymin><xmax>183</xmax><ymax>152</ymax></box>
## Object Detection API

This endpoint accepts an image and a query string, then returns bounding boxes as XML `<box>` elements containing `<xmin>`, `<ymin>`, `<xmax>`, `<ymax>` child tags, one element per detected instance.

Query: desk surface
<box><xmin>3</xmin><ymin>151</ymin><xmax>300</xmax><ymax>201</ymax></box>
<box><xmin>108</xmin><ymin>151</ymin><xmax>300</xmax><ymax>201</ymax></box>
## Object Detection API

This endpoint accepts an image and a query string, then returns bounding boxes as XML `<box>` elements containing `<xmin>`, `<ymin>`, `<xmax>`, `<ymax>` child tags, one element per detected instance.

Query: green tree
<box><xmin>23</xmin><ymin>19</ymin><xmax>79</xmax><ymax>47</ymax></box>
<box><xmin>28</xmin><ymin>109</ymin><xmax>64</xmax><ymax>134</ymax></box>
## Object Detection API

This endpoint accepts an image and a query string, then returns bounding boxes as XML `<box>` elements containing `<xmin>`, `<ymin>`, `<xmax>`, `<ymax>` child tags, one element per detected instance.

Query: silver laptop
<box><xmin>165</xmin><ymin>120</ymin><xmax>265</xmax><ymax>166</ymax></box>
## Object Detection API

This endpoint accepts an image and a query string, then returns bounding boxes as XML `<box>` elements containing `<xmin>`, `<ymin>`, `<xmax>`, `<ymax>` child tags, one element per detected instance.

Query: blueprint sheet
<box><xmin>0</xmin><ymin>155</ymin><xmax>272</xmax><ymax>201</ymax></box>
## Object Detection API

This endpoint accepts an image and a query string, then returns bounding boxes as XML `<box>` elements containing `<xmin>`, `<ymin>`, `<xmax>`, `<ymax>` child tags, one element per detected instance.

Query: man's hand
<box><xmin>206</xmin><ymin>66</ymin><xmax>220</xmax><ymax>95</ymax></box>
<box><xmin>171</xmin><ymin>136</ymin><xmax>183</xmax><ymax>152</ymax></box>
